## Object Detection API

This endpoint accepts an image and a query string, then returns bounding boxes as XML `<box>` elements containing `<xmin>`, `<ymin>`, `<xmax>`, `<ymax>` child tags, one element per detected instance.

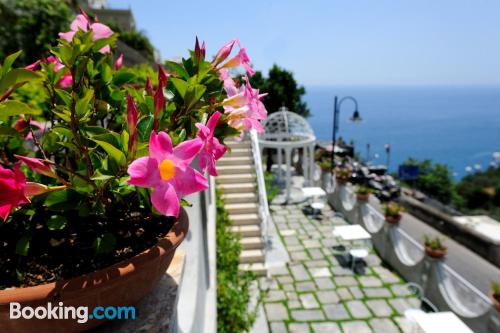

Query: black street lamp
<box><xmin>331</xmin><ymin>96</ymin><xmax>362</xmax><ymax>167</ymax></box>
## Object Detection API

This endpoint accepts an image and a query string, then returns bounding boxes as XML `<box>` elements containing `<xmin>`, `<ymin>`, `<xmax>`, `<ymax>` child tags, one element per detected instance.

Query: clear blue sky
<box><xmin>107</xmin><ymin>0</ymin><xmax>500</xmax><ymax>86</ymax></box>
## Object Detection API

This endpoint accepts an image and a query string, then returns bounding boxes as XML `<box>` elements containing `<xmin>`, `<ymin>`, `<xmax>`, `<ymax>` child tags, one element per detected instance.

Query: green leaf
<box><xmin>75</xmin><ymin>89</ymin><xmax>94</xmax><ymax>117</ymax></box>
<box><xmin>47</xmin><ymin>215</ymin><xmax>68</xmax><ymax>230</ymax></box>
<box><xmin>44</xmin><ymin>189</ymin><xmax>80</xmax><ymax>211</ymax></box>
<box><xmin>166</xmin><ymin>61</ymin><xmax>189</xmax><ymax>80</ymax></box>
<box><xmin>0</xmin><ymin>100</ymin><xmax>40</xmax><ymax>119</ymax></box>
<box><xmin>113</xmin><ymin>71</ymin><xmax>137</xmax><ymax>85</ymax></box>
<box><xmin>93</xmin><ymin>232</ymin><xmax>117</xmax><ymax>254</ymax></box>
<box><xmin>0</xmin><ymin>124</ymin><xmax>19</xmax><ymax>136</ymax></box>
<box><xmin>1</xmin><ymin>50</ymin><xmax>23</xmax><ymax>78</ymax></box>
<box><xmin>91</xmin><ymin>139</ymin><xmax>127</xmax><ymax>166</ymax></box>
<box><xmin>15</xmin><ymin>236</ymin><xmax>31</xmax><ymax>256</ymax></box>
<box><xmin>0</xmin><ymin>69</ymin><xmax>43</xmax><ymax>94</ymax></box>
<box><xmin>91</xmin><ymin>169</ymin><xmax>114</xmax><ymax>181</ymax></box>
<box><xmin>137</xmin><ymin>115</ymin><xmax>154</xmax><ymax>142</ymax></box>
<box><xmin>170</xmin><ymin>77</ymin><xmax>188</xmax><ymax>98</ymax></box>
<box><xmin>55</xmin><ymin>89</ymin><xmax>72</xmax><ymax>106</ymax></box>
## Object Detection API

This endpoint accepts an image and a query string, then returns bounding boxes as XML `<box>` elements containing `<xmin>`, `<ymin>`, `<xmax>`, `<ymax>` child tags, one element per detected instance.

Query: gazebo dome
<box><xmin>260</xmin><ymin>106</ymin><xmax>315</xmax><ymax>142</ymax></box>
<box><xmin>258</xmin><ymin>106</ymin><xmax>316</xmax><ymax>202</ymax></box>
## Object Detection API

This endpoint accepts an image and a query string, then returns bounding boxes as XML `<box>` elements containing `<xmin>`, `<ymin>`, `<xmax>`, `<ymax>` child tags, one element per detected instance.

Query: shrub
<box><xmin>424</xmin><ymin>235</ymin><xmax>446</xmax><ymax>251</ymax></box>
<box><xmin>264</xmin><ymin>171</ymin><xmax>280</xmax><ymax>204</ymax></box>
<box><xmin>384</xmin><ymin>201</ymin><xmax>405</xmax><ymax>218</ymax></box>
<box><xmin>216</xmin><ymin>191</ymin><xmax>256</xmax><ymax>333</ymax></box>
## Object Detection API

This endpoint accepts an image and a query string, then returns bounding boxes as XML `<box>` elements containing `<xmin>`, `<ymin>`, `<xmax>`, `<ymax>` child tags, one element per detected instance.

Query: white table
<box><xmin>412</xmin><ymin>311</ymin><xmax>473</xmax><ymax>333</ymax></box>
<box><xmin>302</xmin><ymin>187</ymin><xmax>327</xmax><ymax>197</ymax></box>
<box><xmin>332</xmin><ymin>225</ymin><xmax>371</xmax><ymax>241</ymax></box>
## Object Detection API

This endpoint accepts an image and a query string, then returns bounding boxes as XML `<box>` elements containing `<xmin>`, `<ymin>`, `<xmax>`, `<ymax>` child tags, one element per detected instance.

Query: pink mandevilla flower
<box><xmin>126</xmin><ymin>94</ymin><xmax>139</xmax><ymax>155</ymax></box>
<box><xmin>0</xmin><ymin>163</ymin><xmax>29</xmax><ymax>221</ymax></box>
<box><xmin>15</xmin><ymin>155</ymin><xmax>58</xmax><ymax>179</ymax></box>
<box><xmin>222</xmin><ymin>76</ymin><xmax>268</xmax><ymax>133</ymax></box>
<box><xmin>221</xmin><ymin>48</ymin><xmax>255</xmax><ymax>76</ymax></box>
<box><xmin>47</xmin><ymin>56</ymin><xmax>73</xmax><ymax>88</ymax></box>
<box><xmin>59</xmin><ymin>13</ymin><xmax>113</xmax><ymax>54</ymax></box>
<box><xmin>114</xmin><ymin>53</ymin><xmax>124</xmax><ymax>70</ymax></box>
<box><xmin>195</xmin><ymin>111</ymin><xmax>227</xmax><ymax>176</ymax></box>
<box><xmin>127</xmin><ymin>132</ymin><xmax>208</xmax><ymax>217</ymax></box>
<box><xmin>213</xmin><ymin>38</ymin><xmax>238</xmax><ymax>66</ymax></box>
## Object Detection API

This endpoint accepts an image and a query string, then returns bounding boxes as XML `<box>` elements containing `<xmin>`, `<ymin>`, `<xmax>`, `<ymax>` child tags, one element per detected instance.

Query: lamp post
<box><xmin>331</xmin><ymin>96</ymin><xmax>362</xmax><ymax>168</ymax></box>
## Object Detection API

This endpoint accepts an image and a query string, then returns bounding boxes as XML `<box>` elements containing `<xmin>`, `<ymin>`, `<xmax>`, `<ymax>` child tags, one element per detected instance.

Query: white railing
<box><xmin>250</xmin><ymin>130</ymin><xmax>271</xmax><ymax>247</ymax></box>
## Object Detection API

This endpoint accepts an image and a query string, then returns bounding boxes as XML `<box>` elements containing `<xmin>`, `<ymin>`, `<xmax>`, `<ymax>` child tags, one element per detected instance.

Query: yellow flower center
<box><xmin>159</xmin><ymin>159</ymin><xmax>176</xmax><ymax>181</ymax></box>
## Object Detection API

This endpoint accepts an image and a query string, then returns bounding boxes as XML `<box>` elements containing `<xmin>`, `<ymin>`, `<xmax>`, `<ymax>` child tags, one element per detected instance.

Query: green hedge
<box><xmin>216</xmin><ymin>191</ymin><xmax>256</xmax><ymax>333</ymax></box>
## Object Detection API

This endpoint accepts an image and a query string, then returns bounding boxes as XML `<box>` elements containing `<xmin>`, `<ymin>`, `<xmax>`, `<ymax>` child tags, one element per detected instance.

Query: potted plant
<box><xmin>423</xmin><ymin>235</ymin><xmax>447</xmax><ymax>259</ymax></box>
<box><xmin>384</xmin><ymin>202</ymin><xmax>405</xmax><ymax>224</ymax></box>
<box><xmin>491</xmin><ymin>281</ymin><xmax>500</xmax><ymax>312</ymax></box>
<box><xmin>0</xmin><ymin>12</ymin><xmax>266</xmax><ymax>332</ymax></box>
<box><xmin>355</xmin><ymin>184</ymin><xmax>373</xmax><ymax>202</ymax></box>
<box><xmin>335</xmin><ymin>167</ymin><xmax>351</xmax><ymax>185</ymax></box>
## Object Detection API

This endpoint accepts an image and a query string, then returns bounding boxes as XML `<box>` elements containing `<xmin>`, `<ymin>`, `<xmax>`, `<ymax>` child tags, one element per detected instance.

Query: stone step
<box><xmin>216</xmin><ymin>173</ymin><xmax>255</xmax><ymax>184</ymax></box>
<box><xmin>229</xmin><ymin>213</ymin><xmax>260</xmax><ymax>226</ymax></box>
<box><xmin>217</xmin><ymin>183</ymin><xmax>256</xmax><ymax>194</ymax></box>
<box><xmin>217</xmin><ymin>164</ymin><xmax>254</xmax><ymax>175</ymax></box>
<box><xmin>226</xmin><ymin>140</ymin><xmax>251</xmax><ymax>149</ymax></box>
<box><xmin>238</xmin><ymin>263</ymin><xmax>267</xmax><ymax>276</ymax></box>
<box><xmin>239</xmin><ymin>249</ymin><xmax>265</xmax><ymax>264</ymax></box>
<box><xmin>226</xmin><ymin>148</ymin><xmax>252</xmax><ymax>157</ymax></box>
<box><xmin>218</xmin><ymin>156</ymin><xmax>253</xmax><ymax>166</ymax></box>
<box><xmin>230</xmin><ymin>224</ymin><xmax>261</xmax><ymax>237</ymax></box>
<box><xmin>226</xmin><ymin>203</ymin><xmax>259</xmax><ymax>215</ymax></box>
<box><xmin>241</xmin><ymin>236</ymin><xmax>265</xmax><ymax>250</ymax></box>
<box><xmin>221</xmin><ymin>192</ymin><xmax>258</xmax><ymax>204</ymax></box>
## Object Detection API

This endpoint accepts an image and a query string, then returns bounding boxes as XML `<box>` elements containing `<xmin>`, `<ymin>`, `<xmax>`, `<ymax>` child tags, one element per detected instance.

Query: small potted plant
<box><xmin>0</xmin><ymin>11</ymin><xmax>266</xmax><ymax>332</ymax></box>
<box><xmin>384</xmin><ymin>201</ymin><xmax>405</xmax><ymax>224</ymax></box>
<box><xmin>491</xmin><ymin>281</ymin><xmax>500</xmax><ymax>312</ymax></box>
<box><xmin>335</xmin><ymin>167</ymin><xmax>351</xmax><ymax>185</ymax></box>
<box><xmin>355</xmin><ymin>184</ymin><xmax>373</xmax><ymax>202</ymax></box>
<box><xmin>424</xmin><ymin>235</ymin><xmax>447</xmax><ymax>259</ymax></box>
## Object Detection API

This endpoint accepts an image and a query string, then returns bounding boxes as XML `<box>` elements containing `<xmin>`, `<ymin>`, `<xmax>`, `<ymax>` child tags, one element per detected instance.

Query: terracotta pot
<box><xmin>425</xmin><ymin>247</ymin><xmax>447</xmax><ymax>259</ymax></box>
<box><xmin>385</xmin><ymin>215</ymin><xmax>401</xmax><ymax>225</ymax></box>
<box><xmin>356</xmin><ymin>193</ymin><xmax>370</xmax><ymax>202</ymax></box>
<box><xmin>491</xmin><ymin>293</ymin><xmax>500</xmax><ymax>312</ymax></box>
<box><xmin>336</xmin><ymin>177</ymin><xmax>348</xmax><ymax>185</ymax></box>
<box><xmin>0</xmin><ymin>209</ymin><xmax>189</xmax><ymax>333</ymax></box>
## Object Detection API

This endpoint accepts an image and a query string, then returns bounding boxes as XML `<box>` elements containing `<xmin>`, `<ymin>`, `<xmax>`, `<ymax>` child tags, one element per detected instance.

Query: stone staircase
<box><xmin>217</xmin><ymin>139</ymin><xmax>267</xmax><ymax>276</ymax></box>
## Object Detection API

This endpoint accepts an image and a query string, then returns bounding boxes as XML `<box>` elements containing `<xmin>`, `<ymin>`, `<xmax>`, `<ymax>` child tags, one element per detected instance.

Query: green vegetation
<box><xmin>492</xmin><ymin>281</ymin><xmax>500</xmax><ymax>298</ymax></box>
<box><xmin>0</xmin><ymin>0</ymin><xmax>71</xmax><ymax>64</ymax></box>
<box><xmin>216</xmin><ymin>192</ymin><xmax>256</xmax><ymax>333</ymax></box>
<box><xmin>424</xmin><ymin>235</ymin><xmax>446</xmax><ymax>251</ymax></box>
<box><xmin>264</xmin><ymin>171</ymin><xmax>280</xmax><ymax>204</ymax></box>
<box><xmin>105</xmin><ymin>22</ymin><xmax>155</xmax><ymax>61</ymax></box>
<box><xmin>402</xmin><ymin>159</ymin><xmax>500</xmax><ymax>220</ymax></box>
<box><xmin>402</xmin><ymin>159</ymin><xmax>456</xmax><ymax>204</ymax></box>
<box><xmin>456</xmin><ymin>167</ymin><xmax>500</xmax><ymax>219</ymax></box>
<box><xmin>250</xmin><ymin>64</ymin><xmax>310</xmax><ymax>117</ymax></box>
<box><xmin>384</xmin><ymin>201</ymin><xmax>405</xmax><ymax>218</ymax></box>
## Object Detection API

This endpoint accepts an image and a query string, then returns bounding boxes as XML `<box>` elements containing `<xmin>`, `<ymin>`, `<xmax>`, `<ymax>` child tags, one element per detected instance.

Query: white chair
<box><xmin>301</xmin><ymin>187</ymin><xmax>326</xmax><ymax>218</ymax></box>
<box><xmin>349</xmin><ymin>248</ymin><xmax>369</xmax><ymax>271</ymax></box>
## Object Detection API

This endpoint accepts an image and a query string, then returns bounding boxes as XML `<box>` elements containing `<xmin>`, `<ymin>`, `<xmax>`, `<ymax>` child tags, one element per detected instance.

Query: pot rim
<box><xmin>425</xmin><ymin>246</ymin><xmax>447</xmax><ymax>258</ymax></box>
<box><xmin>0</xmin><ymin>208</ymin><xmax>188</xmax><ymax>303</ymax></box>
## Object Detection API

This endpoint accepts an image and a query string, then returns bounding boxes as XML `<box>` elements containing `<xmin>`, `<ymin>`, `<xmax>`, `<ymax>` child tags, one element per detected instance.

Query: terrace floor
<box><xmin>260</xmin><ymin>200</ymin><xmax>419</xmax><ymax>333</ymax></box>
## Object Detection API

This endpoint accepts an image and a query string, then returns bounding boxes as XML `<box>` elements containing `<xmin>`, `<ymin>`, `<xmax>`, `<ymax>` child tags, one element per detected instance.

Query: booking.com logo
<box><xmin>10</xmin><ymin>302</ymin><xmax>136</xmax><ymax>323</ymax></box>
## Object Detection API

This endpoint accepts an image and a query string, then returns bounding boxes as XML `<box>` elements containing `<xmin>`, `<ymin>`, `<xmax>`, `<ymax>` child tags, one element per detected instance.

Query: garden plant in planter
<box><xmin>491</xmin><ymin>281</ymin><xmax>500</xmax><ymax>312</ymax></box>
<box><xmin>334</xmin><ymin>167</ymin><xmax>351</xmax><ymax>185</ymax></box>
<box><xmin>384</xmin><ymin>201</ymin><xmax>405</xmax><ymax>225</ymax></box>
<box><xmin>0</xmin><ymin>12</ymin><xmax>267</xmax><ymax>332</ymax></box>
<box><xmin>355</xmin><ymin>184</ymin><xmax>373</xmax><ymax>202</ymax></box>
<box><xmin>423</xmin><ymin>235</ymin><xmax>447</xmax><ymax>259</ymax></box>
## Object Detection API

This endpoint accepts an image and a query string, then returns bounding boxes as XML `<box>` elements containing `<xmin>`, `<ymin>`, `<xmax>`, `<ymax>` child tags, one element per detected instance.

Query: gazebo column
<box><xmin>277</xmin><ymin>147</ymin><xmax>282</xmax><ymax>182</ymax></box>
<box><xmin>309</xmin><ymin>144</ymin><xmax>315</xmax><ymax>185</ymax></box>
<box><xmin>285</xmin><ymin>147</ymin><xmax>292</xmax><ymax>202</ymax></box>
<box><xmin>302</xmin><ymin>147</ymin><xmax>309</xmax><ymax>183</ymax></box>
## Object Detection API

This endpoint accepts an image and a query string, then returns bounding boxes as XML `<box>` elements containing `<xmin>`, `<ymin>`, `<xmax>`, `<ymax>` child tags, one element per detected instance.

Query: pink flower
<box><xmin>145</xmin><ymin>76</ymin><xmax>154</xmax><ymax>96</ymax></box>
<box><xmin>127</xmin><ymin>132</ymin><xmax>207</xmax><ymax>217</ymax></box>
<box><xmin>126</xmin><ymin>94</ymin><xmax>139</xmax><ymax>155</ymax></box>
<box><xmin>25</xmin><ymin>60</ymin><xmax>41</xmax><ymax>71</ymax></box>
<box><xmin>59</xmin><ymin>13</ymin><xmax>113</xmax><ymax>54</ymax></box>
<box><xmin>153</xmin><ymin>79</ymin><xmax>166</xmax><ymax>131</ymax></box>
<box><xmin>221</xmin><ymin>48</ymin><xmax>255</xmax><ymax>75</ymax></box>
<box><xmin>213</xmin><ymin>38</ymin><xmax>238</xmax><ymax>66</ymax></box>
<box><xmin>219</xmin><ymin>69</ymin><xmax>238</xmax><ymax>96</ymax></box>
<box><xmin>195</xmin><ymin>112</ymin><xmax>227</xmax><ymax>176</ymax></box>
<box><xmin>15</xmin><ymin>155</ymin><xmax>58</xmax><ymax>179</ymax></box>
<box><xmin>114</xmin><ymin>53</ymin><xmax>124</xmax><ymax>70</ymax></box>
<box><xmin>47</xmin><ymin>56</ymin><xmax>72</xmax><ymax>88</ymax></box>
<box><xmin>158</xmin><ymin>65</ymin><xmax>169</xmax><ymax>88</ymax></box>
<box><xmin>222</xmin><ymin>76</ymin><xmax>267</xmax><ymax>133</ymax></box>
<box><xmin>14</xmin><ymin>117</ymin><xmax>45</xmax><ymax>139</ymax></box>
<box><xmin>0</xmin><ymin>163</ymin><xmax>29</xmax><ymax>221</ymax></box>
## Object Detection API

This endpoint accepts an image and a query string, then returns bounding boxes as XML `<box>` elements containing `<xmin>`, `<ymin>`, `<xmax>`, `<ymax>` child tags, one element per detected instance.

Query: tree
<box><xmin>250</xmin><ymin>64</ymin><xmax>310</xmax><ymax>117</ymax></box>
<box><xmin>0</xmin><ymin>0</ymin><xmax>71</xmax><ymax>64</ymax></box>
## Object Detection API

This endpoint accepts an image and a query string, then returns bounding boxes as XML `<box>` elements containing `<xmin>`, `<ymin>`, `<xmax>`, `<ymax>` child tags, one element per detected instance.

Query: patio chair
<box><xmin>301</xmin><ymin>187</ymin><xmax>326</xmax><ymax>219</ymax></box>
<box><xmin>349</xmin><ymin>247</ymin><xmax>369</xmax><ymax>272</ymax></box>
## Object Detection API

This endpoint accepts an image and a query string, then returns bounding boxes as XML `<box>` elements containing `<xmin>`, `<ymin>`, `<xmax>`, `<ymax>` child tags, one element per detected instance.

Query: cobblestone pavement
<box><xmin>261</xmin><ymin>203</ymin><xmax>419</xmax><ymax>333</ymax></box>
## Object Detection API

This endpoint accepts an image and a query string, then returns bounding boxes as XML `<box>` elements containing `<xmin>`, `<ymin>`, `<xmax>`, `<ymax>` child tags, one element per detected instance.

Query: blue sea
<box><xmin>304</xmin><ymin>85</ymin><xmax>500</xmax><ymax>179</ymax></box>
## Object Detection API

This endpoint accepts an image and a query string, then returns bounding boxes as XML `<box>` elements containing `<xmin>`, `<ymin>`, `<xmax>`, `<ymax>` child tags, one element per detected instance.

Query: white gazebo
<box><xmin>259</xmin><ymin>107</ymin><xmax>316</xmax><ymax>202</ymax></box>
